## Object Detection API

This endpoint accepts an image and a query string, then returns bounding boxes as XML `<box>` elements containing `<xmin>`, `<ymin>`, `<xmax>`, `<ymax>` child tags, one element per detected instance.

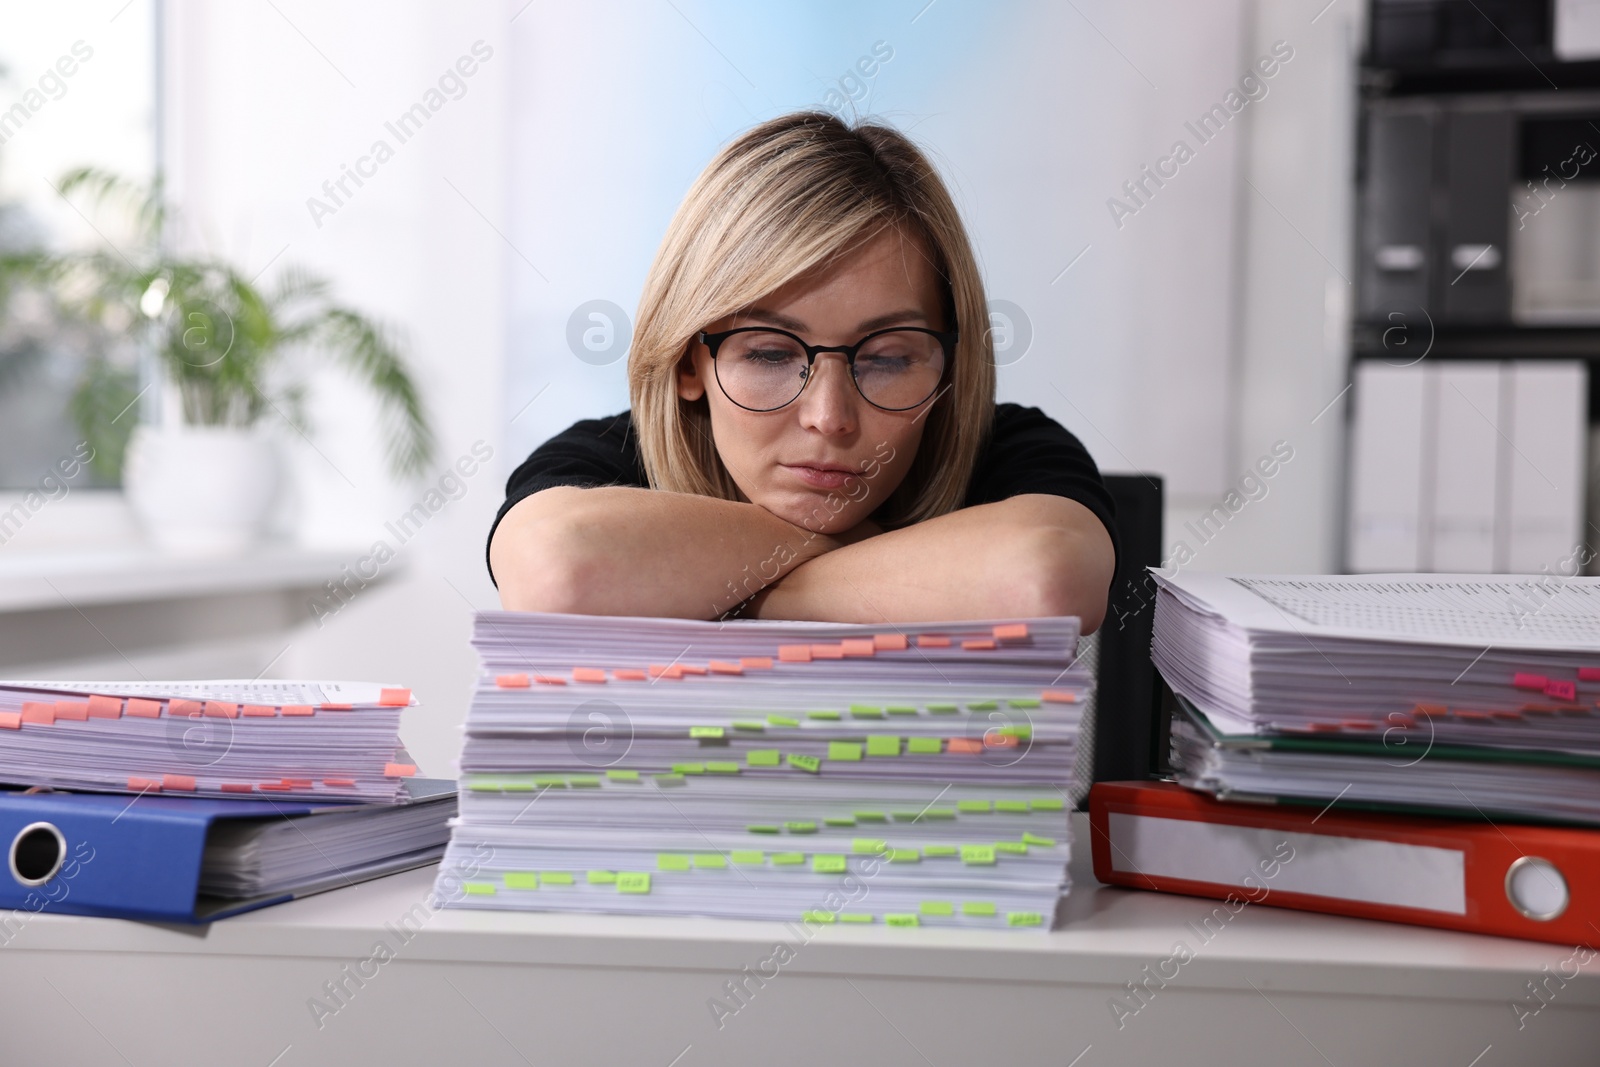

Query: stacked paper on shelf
<box><xmin>1151</xmin><ymin>572</ymin><xmax>1600</xmax><ymax>823</ymax></box>
<box><xmin>435</xmin><ymin>611</ymin><xmax>1091</xmax><ymax>928</ymax></box>
<box><xmin>0</xmin><ymin>679</ymin><xmax>420</xmax><ymax>803</ymax></box>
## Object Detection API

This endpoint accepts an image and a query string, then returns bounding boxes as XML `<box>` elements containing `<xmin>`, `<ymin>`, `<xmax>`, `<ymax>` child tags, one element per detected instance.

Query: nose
<box><xmin>795</xmin><ymin>351</ymin><xmax>859</xmax><ymax>433</ymax></box>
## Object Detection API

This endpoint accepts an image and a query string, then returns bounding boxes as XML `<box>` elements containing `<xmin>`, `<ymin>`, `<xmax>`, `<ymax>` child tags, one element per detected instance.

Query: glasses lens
<box><xmin>713</xmin><ymin>330</ymin><xmax>809</xmax><ymax>410</ymax></box>
<box><xmin>853</xmin><ymin>329</ymin><xmax>945</xmax><ymax>409</ymax></box>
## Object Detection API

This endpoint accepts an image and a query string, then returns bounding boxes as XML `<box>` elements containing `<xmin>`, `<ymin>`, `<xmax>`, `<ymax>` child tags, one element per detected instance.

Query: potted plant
<box><xmin>0</xmin><ymin>168</ymin><xmax>434</xmax><ymax>553</ymax></box>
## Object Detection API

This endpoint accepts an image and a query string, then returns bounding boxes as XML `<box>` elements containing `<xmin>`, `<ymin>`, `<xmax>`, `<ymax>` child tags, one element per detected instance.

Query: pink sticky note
<box><xmin>322</xmin><ymin>778</ymin><xmax>357</xmax><ymax>787</ymax></box>
<box><xmin>572</xmin><ymin>668</ymin><xmax>607</xmax><ymax>683</ymax></box>
<box><xmin>126</xmin><ymin>698</ymin><xmax>163</xmax><ymax>719</ymax></box>
<box><xmin>839</xmin><ymin>639</ymin><xmax>876</xmax><ymax>657</ymax></box>
<box><xmin>708</xmin><ymin>661</ymin><xmax>744</xmax><ymax>675</ymax></box>
<box><xmin>220</xmin><ymin>783</ymin><xmax>254</xmax><ymax>793</ymax></box>
<box><xmin>169</xmin><ymin>699</ymin><xmax>203</xmax><ymax>718</ymax></box>
<box><xmin>86</xmin><ymin>695</ymin><xmax>123</xmax><ymax>719</ymax></box>
<box><xmin>127</xmin><ymin>777</ymin><xmax>162</xmax><ymax>793</ymax></box>
<box><xmin>810</xmin><ymin>644</ymin><xmax>845</xmax><ymax>659</ymax></box>
<box><xmin>871</xmin><ymin>633</ymin><xmax>909</xmax><ymax>651</ymax></box>
<box><xmin>1041</xmin><ymin>690</ymin><xmax>1078</xmax><ymax>704</ymax></box>
<box><xmin>378</xmin><ymin>688</ymin><xmax>412</xmax><ymax>706</ymax></box>
<box><xmin>961</xmin><ymin>638</ymin><xmax>997</xmax><ymax>651</ymax></box>
<box><xmin>383</xmin><ymin>763</ymin><xmax>417</xmax><ymax>777</ymax></box>
<box><xmin>204</xmin><ymin>702</ymin><xmax>239</xmax><ymax>719</ymax></box>
<box><xmin>740</xmin><ymin>656</ymin><xmax>775</xmax><ymax>669</ymax></box>
<box><xmin>533</xmin><ymin>674</ymin><xmax>568</xmax><ymax>685</ymax></box>
<box><xmin>241</xmin><ymin>705</ymin><xmax>277</xmax><ymax>717</ymax></box>
<box><xmin>1545</xmin><ymin>679</ymin><xmax>1578</xmax><ymax>702</ymax></box>
<box><xmin>916</xmin><ymin>635</ymin><xmax>951</xmax><ymax>648</ymax></box>
<box><xmin>1513</xmin><ymin>672</ymin><xmax>1549</xmax><ymax>691</ymax></box>
<box><xmin>319</xmin><ymin>703</ymin><xmax>354</xmax><ymax>711</ymax></box>
<box><xmin>21</xmin><ymin>702</ymin><xmax>55</xmax><ymax>725</ymax></box>
<box><xmin>1578</xmin><ymin>667</ymin><xmax>1600</xmax><ymax>682</ymax></box>
<box><xmin>0</xmin><ymin>712</ymin><xmax>20</xmax><ymax>730</ymax></box>
<box><xmin>992</xmin><ymin>623</ymin><xmax>1030</xmax><ymax>640</ymax></box>
<box><xmin>162</xmin><ymin>774</ymin><xmax>196</xmax><ymax>791</ymax></box>
<box><xmin>281</xmin><ymin>705</ymin><xmax>315</xmax><ymax>717</ymax></box>
<box><xmin>257</xmin><ymin>782</ymin><xmax>293</xmax><ymax>792</ymax></box>
<box><xmin>946</xmin><ymin>738</ymin><xmax>983</xmax><ymax>754</ymax></box>
<box><xmin>613</xmin><ymin>668</ymin><xmax>649</xmax><ymax>681</ymax></box>
<box><xmin>496</xmin><ymin>673</ymin><xmax>531</xmax><ymax>688</ymax></box>
<box><xmin>53</xmin><ymin>701</ymin><xmax>89</xmax><ymax>721</ymax></box>
<box><xmin>777</xmin><ymin>645</ymin><xmax>813</xmax><ymax>662</ymax></box>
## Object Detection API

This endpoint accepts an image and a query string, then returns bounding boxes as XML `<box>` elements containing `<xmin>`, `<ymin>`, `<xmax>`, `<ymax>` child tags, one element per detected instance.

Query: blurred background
<box><xmin>1</xmin><ymin>0</ymin><xmax>1596</xmax><ymax>778</ymax></box>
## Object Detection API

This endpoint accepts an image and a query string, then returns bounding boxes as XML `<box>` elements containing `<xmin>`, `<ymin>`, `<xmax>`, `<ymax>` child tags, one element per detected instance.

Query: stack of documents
<box><xmin>435</xmin><ymin>612</ymin><xmax>1090</xmax><ymax>928</ymax></box>
<box><xmin>1152</xmin><ymin>572</ymin><xmax>1600</xmax><ymax>823</ymax></box>
<box><xmin>0</xmin><ymin>680</ymin><xmax>420</xmax><ymax>803</ymax></box>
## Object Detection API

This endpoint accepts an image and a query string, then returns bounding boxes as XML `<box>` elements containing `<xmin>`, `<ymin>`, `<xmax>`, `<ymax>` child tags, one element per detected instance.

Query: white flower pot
<box><xmin>124</xmin><ymin>425</ymin><xmax>282</xmax><ymax>554</ymax></box>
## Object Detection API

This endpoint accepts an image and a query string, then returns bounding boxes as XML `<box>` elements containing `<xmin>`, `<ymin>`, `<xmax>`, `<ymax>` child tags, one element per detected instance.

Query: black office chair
<box><xmin>1070</xmin><ymin>473</ymin><xmax>1166</xmax><ymax>808</ymax></box>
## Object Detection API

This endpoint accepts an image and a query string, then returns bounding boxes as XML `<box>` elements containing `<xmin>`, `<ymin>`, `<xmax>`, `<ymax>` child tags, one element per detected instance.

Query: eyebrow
<box><xmin>739</xmin><ymin>307</ymin><xmax>931</xmax><ymax>333</ymax></box>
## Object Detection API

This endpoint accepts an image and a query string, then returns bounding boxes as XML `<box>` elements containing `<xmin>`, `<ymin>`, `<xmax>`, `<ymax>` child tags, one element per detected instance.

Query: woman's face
<box><xmin>677</xmin><ymin>226</ymin><xmax>946</xmax><ymax>534</ymax></box>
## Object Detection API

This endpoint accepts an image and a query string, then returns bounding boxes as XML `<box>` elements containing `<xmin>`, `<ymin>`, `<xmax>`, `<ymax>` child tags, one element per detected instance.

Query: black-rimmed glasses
<box><xmin>697</xmin><ymin>325</ymin><xmax>956</xmax><ymax>412</ymax></box>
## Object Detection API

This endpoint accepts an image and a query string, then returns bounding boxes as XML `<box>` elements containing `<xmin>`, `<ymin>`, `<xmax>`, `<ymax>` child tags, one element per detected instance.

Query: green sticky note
<box><xmin>1030</xmin><ymin>797</ymin><xmax>1065</xmax><ymax>811</ymax></box>
<box><xmin>770</xmin><ymin>852</ymin><xmax>805</xmax><ymax>866</ymax></box>
<box><xmin>788</xmin><ymin>754</ymin><xmax>821</xmax><ymax>774</ymax></box>
<box><xmin>767</xmin><ymin>714</ymin><xmax>800</xmax><ymax>727</ymax></box>
<box><xmin>851</xmin><ymin>838</ymin><xmax>888</xmax><ymax>855</ymax></box>
<box><xmin>693</xmin><ymin>853</ymin><xmax>728</xmax><ymax>869</ymax></box>
<box><xmin>462</xmin><ymin>882</ymin><xmax>496</xmax><ymax>895</ymax></box>
<box><xmin>587</xmin><ymin>870</ymin><xmax>617</xmax><ymax>884</ymax></box>
<box><xmin>690</xmin><ymin>725</ymin><xmax>725</xmax><ymax>739</ymax></box>
<box><xmin>672</xmin><ymin>763</ymin><xmax>706</xmax><ymax>775</ymax></box>
<box><xmin>784</xmin><ymin>821</ymin><xmax>818</xmax><ymax>834</ymax></box>
<box><xmin>733</xmin><ymin>720</ymin><xmax>766</xmax><ymax>731</ymax></box>
<box><xmin>886</xmin><ymin>705</ymin><xmax>919</xmax><ymax>715</ymax></box>
<box><xmin>838</xmin><ymin>913</ymin><xmax>873</xmax><ymax>924</ymax></box>
<box><xmin>747</xmin><ymin>824</ymin><xmax>781</xmax><ymax>834</ymax></box>
<box><xmin>542</xmin><ymin>872</ymin><xmax>575</xmax><ymax>885</ymax></box>
<box><xmin>503</xmin><ymin>872</ymin><xmax>539</xmax><ymax>889</ymax></box>
<box><xmin>923</xmin><ymin>844</ymin><xmax>958</xmax><ymax>857</ymax></box>
<box><xmin>1007</xmin><ymin>698</ymin><xmax>1042</xmax><ymax>708</ymax></box>
<box><xmin>828</xmin><ymin>741</ymin><xmax>863</xmax><ymax>762</ymax></box>
<box><xmin>568</xmin><ymin>775</ymin><xmax>601</xmax><ymax>788</ymax></box>
<box><xmin>812</xmin><ymin>854</ymin><xmax>847</xmax><ymax>873</ymax></box>
<box><xmin>926</xmin><ymin>703</ymin><xmax>960</xmax><ymax>714</ymax></box>
<box><xmin>919</xmin><ymin>901</ymin><xmax>954</xmax><ymax>916</ymax></box>
<box><xmin>617</xmin><ymin>872</ymin><xmax>650</xmax><ymax>894</ymax></box>
<box><xmin>962</xmin><ymin>901</ymin><xmax>997</xmax><ymax>917</ymax></box>
<box><xmin>500</xmin><ymin>780</ymin><xmax>536</xmax><ymax>792</ymax></box>
<box><xmin>653</xmin><ymin>773</ymin><xmax>686</xmax><ymax>786</ymax></box>
<box><xmin>888</xmin><ymin>849</ymin><xmax>920</xmax><ymax>863</ymax></box>
<box><xmin>995</xmin><ymin>841</ymin><xmax>1029</xmax><ymax>854</ymax></box>
<box><xmin>606</xmin><ymin>769</ymin><xmax>640</xmax><ymax>782</ymax></box>
<box><xmin>966</xmin><ymin>700</ymin><xmax>999</xmax><ymax>711</ymax></box>
<box><xmin>747</xmin><ymin>749</ymin><xmax>781</xmax><ymax>767</ymax></box>
<box><xmin>957</xmin><ymin>800</ymin><xmax>992</xmax><ymax>813</ymax></box>
<box><xmin>907</xmin><ymin>737</ymin><xmax>943</xmax><ymax>754</ymax></box>
<box><xmin>998</xmin><ymin>725</ymin><xmax>1032</xmax><ymax>739</ymax></box>
<box><xmin>807</xmin><ymin>710</ymin><xmax>841</xmax><ymax>721</ymax></box>
<box><xmin>885</xmin><ymin>913</ymin><xmax>920</xmax><ymax>927</ymax></box>
<box><xmin>866</xmin><ymin>735</ymin><xmax>901</xmax><ymax>757</ymax></box>
<box><xmin>853</xmin><ymin>811</ymin><xmax>888</xmax><ymax>822</ymax></box>
<box><xmin>802</xmin><ymin>910</ymin><xmax>837</xmax><ymax>923</ymax></box>
<box><xmin>467</xmin><ymin>779</ymin><xmax>501</xmax><ymax>792</ymax></box>
<box><xmin>1022</xmin><ymin>832</ymin><xmax>1057</xmax><ymax>847</ymax></box>
<box><xmin>891</xmin><ymin>811</ymin><xmax>923</xmax><ymax>822</ymax></box>
<box><xmin>923</xmin><ymin>808</ymin><xmax>957</xmax><ymax>820</ymax></box>
<box><xmin>960</xmin><ymin>845</ymin><xmax>997</xmax><ymax>866</ymax></box>
<box><xmin>995</xmin><ymin>800</ymin><xmax>1030</xmax><ymax>813</ymax></box>
<box><xmin>1007</xmin><ymin>911</ymin><xmax>1044</xmax><ymax>927</ymax></box>
<box><xmin>730</xmin><ymin>850</ymin><xmax>766</xmax><ymax>866</ymax></box>
<box><xmin>658</xmin><ymin>854</ymin><xmax>691</xmax><ymax>871</ymax></box>
<box><xmin>823</xmin><ymin>816</ymin><xmax>856</xmax><ymax>827</ymax></box>
<box><xmin>850</xmin><ymin>705</ymin><xmax>885</xmax><ymax>719</ymax></box>
<box><xmin>532</xmin><ymin>775</ymin><xmax>567</xmax><ymax>788</ymax></box>
<box><xmin>705</xmin><ymin>761</ymin><xmax>740</xmax><ymax>774</ymax></box>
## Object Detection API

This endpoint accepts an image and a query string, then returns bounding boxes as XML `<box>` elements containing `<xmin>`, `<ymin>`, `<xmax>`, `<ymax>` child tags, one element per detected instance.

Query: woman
<box><xmin>488</xmin><ymin>111</ymin><xmax>1117</xmax><ymax>628</ymax></box>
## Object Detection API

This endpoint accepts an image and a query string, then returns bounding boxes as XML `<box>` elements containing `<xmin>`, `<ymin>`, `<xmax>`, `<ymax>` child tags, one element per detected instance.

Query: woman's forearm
<box><xmin>746</xmin><ymin>494</ymin><xmax>1116</xmax><ymax>629</ymax></box>
<box><xmin>490</xmin><ymin>485</ymin><xmax>845</xmax><ymax>618</ymax></box>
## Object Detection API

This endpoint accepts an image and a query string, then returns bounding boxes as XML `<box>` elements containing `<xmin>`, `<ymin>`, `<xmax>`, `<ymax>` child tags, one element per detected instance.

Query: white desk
<box><xmin>2</xmin><ymin>813</ymin><xmax>1595</xmax><ymax>1067</ymax></box>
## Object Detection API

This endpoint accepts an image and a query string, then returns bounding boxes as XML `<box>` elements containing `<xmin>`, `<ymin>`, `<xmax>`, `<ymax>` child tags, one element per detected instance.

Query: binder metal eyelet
<box><xmin>8</xmin><ymin>821</ymin><xmax>67</xmax><ymax>887</ymax></box>
<box><xmin>1504</xmin><ymin>855</ymin><xmax>1568</xmax><ymax>922</ymax></box>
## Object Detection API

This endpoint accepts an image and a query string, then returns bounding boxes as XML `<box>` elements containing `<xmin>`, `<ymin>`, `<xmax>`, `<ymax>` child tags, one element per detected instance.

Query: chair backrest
<box><xmin>1088</xmin><ymin>473</ymin><xmax>1166</xmax><ymax>789</ymax></box>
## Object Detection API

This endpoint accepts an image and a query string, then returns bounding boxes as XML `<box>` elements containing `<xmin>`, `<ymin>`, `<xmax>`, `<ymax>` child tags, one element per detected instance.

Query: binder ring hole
<box><xmin>1504</xmin><ymin>856</ymin><xmax>1568</xmax><ymax>922</ymax></box>
<box><xmin>9</xmin><ymin>822</ymin><xmax>66</xmax><ymax>887</ymax></box>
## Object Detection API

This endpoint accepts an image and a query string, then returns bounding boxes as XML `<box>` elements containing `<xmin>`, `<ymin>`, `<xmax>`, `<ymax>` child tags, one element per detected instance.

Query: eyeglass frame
<box><xmin>695</xmin><ymin>324</ymin><xmax>959</xmax><ymax>413</ymax></box>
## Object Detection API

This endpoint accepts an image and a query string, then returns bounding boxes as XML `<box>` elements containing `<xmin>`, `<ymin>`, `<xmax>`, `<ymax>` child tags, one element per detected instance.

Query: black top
<box><xmin>487</xmin><ymin>403</ymin><xmax>1119</xmax><ymax>587</ymax></box>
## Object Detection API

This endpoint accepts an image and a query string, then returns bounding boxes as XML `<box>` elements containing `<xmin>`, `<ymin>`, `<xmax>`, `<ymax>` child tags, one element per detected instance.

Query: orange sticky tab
<box><xmin>708</xmin><ymin>660</ymin><xmax>744</xmax><ymax>675</ymax></box>
<box><xmin>840</xmin><ymin>639</ymin><xmax>876</xmax><ymax>657</ymax></box>
<box><xmin>982</xmin><ymin>731</ymin><xmax>1019</xmax><ymax>747</ymax></box>
<box><xmin>872</xmin><ymin>633</ymin><xmax>908</xmax><ymax>650</ymax></box>
<box><xmin>1041</xmin><ymin>689</ymin><xmax>1078</xmax><ymax>704</ymax></box>
<box><xmin>322</xmin><ymin>778</ymin><xmax>356</xmax><ymax>787</ymax></box>
<box><xmin>162</xmin><ymin>774</ymin><xmax>196</xmax><ymax>791</ymax></box>
<box><xmin>127</xmin><ymin>777</ymin><xmax>162</xmax><ymax>792</ymax></box>
<box><xmin>384</xmin><ymin>763</ymin><xmax>417</xmax><ymax>777</ymax></box>
<box><xmin>810</xmin><ymin>643</ymin><xmax>845</xmax><ymax>659</ymax></box>
<box><xmin>1413</xmin><ymin>704</ymin><xmax>1448</xmax><ymax>717</ymax></box>
<box><xmin>126</xmin><ymin>698</ymin><xmax>163</xmax><ymax>719</ymax></box>
<box><xmin>496</xmin><ymin>673</ymin><xmax>531</xmax><ymax>688</ymax></box>
<box><xmin>320</xmin><ymin>703</ymin><xmax>353</xmax><ymax>711</ymax></box>
<box><xmin>917</xmin><ymin>635</ymin><xmax>951</xmax><ymax>648</ymax></box>
<box><xmin>680</xmin><ymin>664</ymin><xmax>707</xmax><ymax>675</ymax></box>
<box><xmin>86</xmin><ymin>695</ymin><xmax>123</xmax><ymax>719</ymax></box>
<box><xmin>778</xmin><ymin>644</ymin><xmax>813</xmax><ymax>662</ymax></box>
<box><xmin>613</xmin><ymin>669</ymin><xmax>649</xmax><ymax>681</ymax></box>
<box><xmin>281</xmin><ymin>705</ymin><xmax>315</xmax><ymax>717</ymax></box>
<box><xmin>21</xmin><ymin>702</ymin><xmax>56</xmax><ymax>725</ymax></box>
<box><xmin>170</xmin><ymin>699</ymin><xmax>203</xmax><ymax>718</ymax></box>
<box><xmin>281</xmin><ymin>778</ymin><xmax>314</xmax><ymax>788</ymax></box>
<box><xmin>961</xmin><ymin>638</ymin><xmax>997</xmax><ymax>651</ymax></box>
<box><xmin>572</xmin><ymin>668</ymin><xmax>607</xmax><ymax>684</ymax></box>
<box><xmin>0</xmin><ymin>712</ymin><xmax>20</xmax><ymax>730</ymax></box>
<box><xmin>993</xmin><ymin>622</ymin><xmax>1030</xmax><ymax>640</ymax></box>
<box><xmin>220</xmin><ymin>783</ymin><xmax>254</xmax><ymax>793</ymax></box>
<box><xmin>1454</xmin><ymin>709</ymin><xmax>1491</xmax><ymax>721</ymax></box>
<box><xmin>1340</xmin><ymin>720</ymin><xmax>1376</xmax><ymax>731</ymax></box>
<box><xmin>1521</xmin><ymin>703</ymin><xmax>1559</xmax><ymax>715</ymax></box>
<box><xmin>947</xmin><ymin>737</ymin><xmax>983</xmax><ymax>754</ymax></box>
<box><xmin>241</xmin><ymin>705</ymin><xmax>276</xmax><ymax>717</ymax></box>
<box><xmin>532</xmin><ymin>674</ymin><xmax>568</xmax><ymax>686</ymax></box>
<box><xmin>257</xmin><ymin>782</ymin><xmax>293</xmax><ymax>792</ymax></box>
<box><xmin>54</xmin><ymin>701</ymin><xmax>89</xmax><ymax>721</ymax></box>
<box><xmin>204</xmin><ymin>701</ymin><xmax>239</xmax><ymax>719</ymax></box>
<box><xmin>378</xmin><ymin>687</ymin><xmax>412</xmax><ymax>706</ymax></box>
<box><xmin>740</xmin><ymin>656</ymin><xmax>775</xmax><ymax>669</ymax></box>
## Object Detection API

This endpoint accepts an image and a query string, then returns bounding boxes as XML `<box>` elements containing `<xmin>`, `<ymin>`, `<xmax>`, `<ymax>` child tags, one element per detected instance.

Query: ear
<box><xmin>677</xmin><ymin>349</ymin><xmax>707</xmax><ymax>402</ymax></box>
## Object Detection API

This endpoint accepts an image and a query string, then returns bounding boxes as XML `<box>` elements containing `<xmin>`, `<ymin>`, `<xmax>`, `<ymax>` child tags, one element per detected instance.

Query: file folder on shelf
<box><xmin>0</xmin><ymin>779</ymin><xmax>455</xmax><ymax>924</ymax></box>
<box><xmin>1089</xmin><ymin>780</ymin><xmax>1599</xmax><ymax>946</ymax></box>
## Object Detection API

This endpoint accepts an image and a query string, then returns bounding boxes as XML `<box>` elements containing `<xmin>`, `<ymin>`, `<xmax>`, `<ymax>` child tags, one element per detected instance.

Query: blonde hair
<box><xmin>628</xmin><ymin>111</ymin><xmax>995</xmax><ymax>528</ymax></box>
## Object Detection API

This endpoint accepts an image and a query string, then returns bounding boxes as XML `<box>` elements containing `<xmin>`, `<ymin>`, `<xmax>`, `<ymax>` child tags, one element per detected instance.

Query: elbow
<box><xmin>1006</xmin><ymin>526</ymin><xmax>1115</xmax><ymax>633</ymax></box>
<box><xmin>489</xmin><ymin>491</ymin><xmax>594</xmax><ymax>614</ymax></box>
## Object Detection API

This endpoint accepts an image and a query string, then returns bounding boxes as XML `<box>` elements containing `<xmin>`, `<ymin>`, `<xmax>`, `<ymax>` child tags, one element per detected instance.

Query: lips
<box><xmin>788</xmin><ymin>462</ymin><xmax>856</xmax><ymax>474</ymax></box>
